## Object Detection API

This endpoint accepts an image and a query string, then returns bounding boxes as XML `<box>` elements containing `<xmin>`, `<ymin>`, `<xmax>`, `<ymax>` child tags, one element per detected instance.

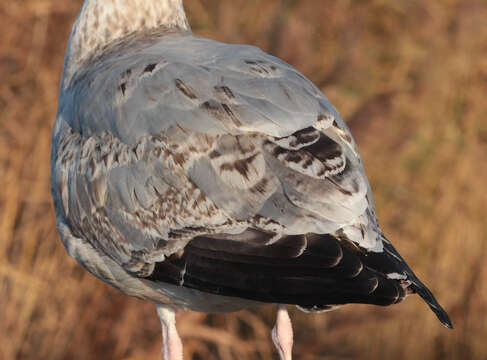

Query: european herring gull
<box><xmin>51</xmin><ymin>0</ymin><xmax>453</xmax><ymax>359</ymax></box>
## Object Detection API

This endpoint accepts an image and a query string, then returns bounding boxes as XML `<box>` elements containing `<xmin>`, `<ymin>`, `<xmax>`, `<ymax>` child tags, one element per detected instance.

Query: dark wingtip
<box><xmin>443</xmin><ymin>319</ymin><xmax>454</xmax><ymax>329</ymax></box>
<box><xmin>377</xmin><ymin>236</ymin><xmax>453</xmax><ymax>329</ymax></box>
<box><xmin>429</xmin><ymin>300</ymin><xmax>453</xmax><ymax>329</ymax></box>
<box><xmin>414</xmin><ymin>283</ymin><xmax>453</xmax><ymax>329</ymax></box>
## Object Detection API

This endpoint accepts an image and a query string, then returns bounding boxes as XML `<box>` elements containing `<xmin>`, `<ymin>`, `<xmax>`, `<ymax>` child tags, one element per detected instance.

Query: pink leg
<box><xmin>272</xmin><ymin>304</ymin><xmax>294</xmax><ymax>360</ymax></box>
<box><xmin>156</xmin><ymin>305</ymin><xmax>183</xmax><ymax>360</ymax></box>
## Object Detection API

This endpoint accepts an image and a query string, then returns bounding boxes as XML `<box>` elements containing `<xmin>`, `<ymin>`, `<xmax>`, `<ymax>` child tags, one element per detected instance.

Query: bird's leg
<box><xmin>272</xmin><ymin>304</ymin><xmax>294</xmax><ymax>360</ymax></box>
<box><xmin>156</xmin><ymin>304</ymin><xmax>183</xmax><ymax>360</ymax></box>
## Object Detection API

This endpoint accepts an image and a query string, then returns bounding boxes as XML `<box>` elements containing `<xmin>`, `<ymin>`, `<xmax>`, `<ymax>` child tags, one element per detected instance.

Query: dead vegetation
<box><xmin>0</xmin><ymin>0</ymin><xmax>486</xmax><ymax>359</ymax></box>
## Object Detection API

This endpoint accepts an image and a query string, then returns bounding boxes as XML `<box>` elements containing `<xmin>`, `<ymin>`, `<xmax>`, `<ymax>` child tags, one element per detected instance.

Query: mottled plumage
<box><xmin>51</xmin><ymin>1</ymin><xmax>452</xmax><ymax>359</ymax></box>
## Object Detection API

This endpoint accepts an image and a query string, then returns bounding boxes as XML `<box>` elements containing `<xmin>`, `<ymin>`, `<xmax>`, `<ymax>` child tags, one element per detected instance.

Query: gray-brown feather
<box><xmin>52</xmin><ymin>31</ymin><xmax>381</xmax><ymax>289</ymax></box>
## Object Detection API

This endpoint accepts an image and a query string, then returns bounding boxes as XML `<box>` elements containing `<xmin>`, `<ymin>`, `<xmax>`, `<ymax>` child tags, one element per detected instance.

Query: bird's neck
<box><xmin>62</xmin><ymin>0</ymin><xmax>189</xmax><ymax>87</ymax></box>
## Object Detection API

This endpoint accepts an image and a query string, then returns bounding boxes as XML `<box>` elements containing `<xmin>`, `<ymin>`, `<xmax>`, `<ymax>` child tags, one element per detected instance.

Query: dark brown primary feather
<box><xmin>146</xmin><ymin>229</ymin><xmax>408</xmax><ymax>309</ymax></box>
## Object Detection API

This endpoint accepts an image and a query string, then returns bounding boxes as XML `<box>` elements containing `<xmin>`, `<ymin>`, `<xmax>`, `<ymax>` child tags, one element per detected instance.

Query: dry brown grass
<box><xmin>1</xmin><ymin>0</ymin><xmax>486</xmax><ymax>359</ymax></box>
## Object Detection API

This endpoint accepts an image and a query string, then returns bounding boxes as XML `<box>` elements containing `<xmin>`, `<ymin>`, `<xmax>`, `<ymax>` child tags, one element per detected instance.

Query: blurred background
<box><xmin>1</xmin><ymin>0</ymin><xmax>486</xmax><ymax>359</ymax></box>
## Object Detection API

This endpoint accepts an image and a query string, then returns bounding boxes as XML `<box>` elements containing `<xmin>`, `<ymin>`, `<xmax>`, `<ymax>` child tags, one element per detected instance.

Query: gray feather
<box><xmin>52</xmin><ymin>30</ymin><xmax>381</xmax><ymax>281</ymax></box>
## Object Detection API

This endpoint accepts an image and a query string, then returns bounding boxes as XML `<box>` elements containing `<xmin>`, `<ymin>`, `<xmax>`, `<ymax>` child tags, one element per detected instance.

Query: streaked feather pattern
<box><xmin>51</xmin><ymin>27</ymin><xmax>452</xmax><ymax>328</ymax></box>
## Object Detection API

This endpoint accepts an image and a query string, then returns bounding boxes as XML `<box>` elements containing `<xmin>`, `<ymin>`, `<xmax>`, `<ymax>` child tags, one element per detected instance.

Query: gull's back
<box><xmin>60</xmin><ymin>31</ymin><xmax>338</xmax><ymax>142</ymax></box>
